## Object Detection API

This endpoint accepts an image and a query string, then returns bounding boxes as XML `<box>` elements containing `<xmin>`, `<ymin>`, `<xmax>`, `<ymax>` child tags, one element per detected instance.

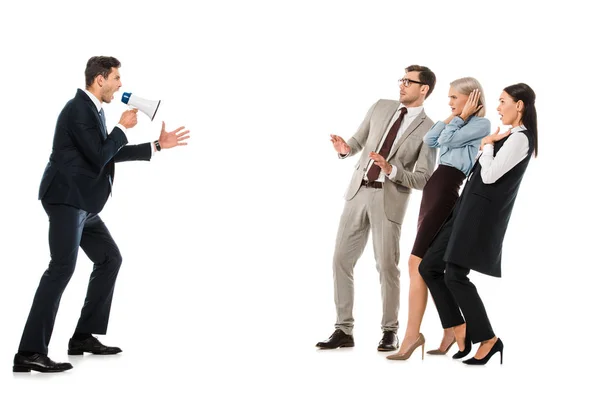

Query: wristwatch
<box><xmin>154</xmin><ymin>140</ymin><xmax>161</xmax><ymax>152</ymax></box>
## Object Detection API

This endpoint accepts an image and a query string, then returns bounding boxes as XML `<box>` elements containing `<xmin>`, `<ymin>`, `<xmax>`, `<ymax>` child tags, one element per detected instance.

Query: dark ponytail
<box><xmin>503</xmin><ymin>83</ymin><xmax>538</xmax><ymax>157</ymax></box>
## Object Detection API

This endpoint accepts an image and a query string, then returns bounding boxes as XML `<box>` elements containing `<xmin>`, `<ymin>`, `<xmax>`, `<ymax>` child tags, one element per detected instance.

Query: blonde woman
<box><xmin>388</xmin><ymin>77</ymin><xmax>490</xmax><ymax>360</ymax></box>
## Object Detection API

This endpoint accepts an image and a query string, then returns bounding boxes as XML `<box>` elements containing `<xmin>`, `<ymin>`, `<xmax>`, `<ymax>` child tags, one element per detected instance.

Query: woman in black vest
<box><xmin>418</xmin><ymin>83</ymin><xmax>538</xmax><ymax>365</ymax></box>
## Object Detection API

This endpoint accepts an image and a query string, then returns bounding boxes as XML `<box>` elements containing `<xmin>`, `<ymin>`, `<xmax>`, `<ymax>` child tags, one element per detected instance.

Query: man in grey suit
<box><xmin>317</xmin><ymin>65</ymin><xmax>437</xmax><ymax>351</ymax></box>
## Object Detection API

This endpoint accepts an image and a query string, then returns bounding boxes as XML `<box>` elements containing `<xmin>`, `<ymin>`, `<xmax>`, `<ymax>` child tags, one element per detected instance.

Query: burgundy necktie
<box><xmin>366</xmin><ymin>107</ymin><xmax>407</xmax><ymax>182</ymax></box>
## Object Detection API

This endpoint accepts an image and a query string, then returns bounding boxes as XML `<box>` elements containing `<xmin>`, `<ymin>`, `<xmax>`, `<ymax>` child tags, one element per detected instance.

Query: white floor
<box><xmin>2</xmin><ymin>243</ymin><xmax>595</xmax><ymax>400</ymax></box>
<box><xmin>3</xmin><ymin>326</ymin><xmax>593</xmax><ymax>400</ymax></box>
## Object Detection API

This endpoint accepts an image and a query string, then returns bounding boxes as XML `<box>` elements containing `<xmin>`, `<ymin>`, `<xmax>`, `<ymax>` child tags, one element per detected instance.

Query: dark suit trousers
<box><xmin>18</xmin><ymin>202</ymin><xmax>122</xmax><ymax>354</ymax></box>
<box><xmin>418</xmin><ymin>211</ymin><xmax>495</xmax><ymax>344</ymax></box>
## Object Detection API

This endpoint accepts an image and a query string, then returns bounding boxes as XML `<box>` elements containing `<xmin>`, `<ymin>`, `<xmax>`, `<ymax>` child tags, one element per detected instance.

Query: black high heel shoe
<box><xmin>452</xmin><ymin>329</ymin><xmax>471</xmax><ymax>359</ymax></box>
<box><xmin>463</xmin><ymin>338</ymin><xmax>503</xmax><ymax>365</ymax></box>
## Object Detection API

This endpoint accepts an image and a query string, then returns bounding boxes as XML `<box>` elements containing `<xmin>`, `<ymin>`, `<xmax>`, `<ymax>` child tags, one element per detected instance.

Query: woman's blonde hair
<box><xmin>450</xmin><ymin>77</ymin><xmax>486</xmax><ymax>117</ymax></box>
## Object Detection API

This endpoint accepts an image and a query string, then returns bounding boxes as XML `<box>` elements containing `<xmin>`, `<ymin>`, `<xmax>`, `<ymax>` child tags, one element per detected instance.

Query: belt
<box><xmin>361</xmin><ymin>180</ymin><xmax>383</xmax><ymax>189</ymax></box>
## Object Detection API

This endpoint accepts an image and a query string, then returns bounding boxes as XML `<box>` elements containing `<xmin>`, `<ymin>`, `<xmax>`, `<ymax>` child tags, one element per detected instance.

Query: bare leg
<box><xmin>397</xmin><ymin>254</ymin><xmax>428</xmax><ymax>354</ymax></box>
<box><xmin>436</xmin><ymin>328</ymin><xmax>456</xmax><ymax>351</ymax></box>
<box><xmin>453</xmin><ymin>323</ymin><xmax>467</xmax><ymax>351</ymax></box>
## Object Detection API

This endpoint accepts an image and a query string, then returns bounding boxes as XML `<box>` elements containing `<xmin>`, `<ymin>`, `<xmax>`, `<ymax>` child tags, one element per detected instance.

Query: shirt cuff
<box><xmin>116</xmin><ymin>124</ymin><xmax>127</xmax><ymax>134</ymax></box>
<box><xmin>387</xmin><ymin>165</ymin><xmax>398</xmax><ymax>180</ymax></box>
<box><xmin>482</xmin><ymin>143</ymin><xmax>494</xmax><ymax>156</ymax></box>
<box><xmin>338</xmin><ymin>152</ymin><xmax>350</xmax><ymax>159</ymax></box>
<box><xmin>451</xmin><ymin>116</ymin><xmax>466</xmax><ymax>126</ymax></box>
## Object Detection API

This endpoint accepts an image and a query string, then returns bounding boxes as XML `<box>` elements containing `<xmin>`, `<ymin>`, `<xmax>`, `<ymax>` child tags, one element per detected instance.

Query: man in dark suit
<box><xmin>13</xmin><ymin>56</ymin><xmax>190</xmax><ymax>373</ymax></box>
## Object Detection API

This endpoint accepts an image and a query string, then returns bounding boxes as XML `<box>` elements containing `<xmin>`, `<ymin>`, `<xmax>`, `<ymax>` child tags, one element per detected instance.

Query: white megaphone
<box><xmin>121</xmin><ymin>92</ymin><xmax>161</xmax><ymax>121</ymax></box>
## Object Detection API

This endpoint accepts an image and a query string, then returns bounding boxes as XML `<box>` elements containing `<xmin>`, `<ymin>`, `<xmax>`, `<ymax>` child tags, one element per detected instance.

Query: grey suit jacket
<box><xmin>343</xmin><ymin>99</ymin><xmax>436</xmax><ymax>224</ymax></box>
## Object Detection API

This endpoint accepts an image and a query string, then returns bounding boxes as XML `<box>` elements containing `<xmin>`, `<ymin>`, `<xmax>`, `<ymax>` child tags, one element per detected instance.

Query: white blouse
<box><xmin>478</xmin><ymin>125</ymin><xmax>530</xmax><ymax>184</ymax></box>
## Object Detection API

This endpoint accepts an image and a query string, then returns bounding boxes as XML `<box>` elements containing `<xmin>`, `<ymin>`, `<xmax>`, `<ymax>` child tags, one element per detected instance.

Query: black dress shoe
<box><xmin>68</xmin><ymin>336</ymin><xmax>122</xmax><ymax>355</ymax></box>
<box><xmin>316</xmin><ymin>329</ymin><xmax>355</xmax><ymax>349</ymax></box>
<box><xmin>13</xmin><ymin>353</ymin><xmax>73</xmax><ymax>373</ymax></box>
<box><xmin>377</xmin><ymin>331</ymin><xmax>399</xmax><ymax>351</ymax></box>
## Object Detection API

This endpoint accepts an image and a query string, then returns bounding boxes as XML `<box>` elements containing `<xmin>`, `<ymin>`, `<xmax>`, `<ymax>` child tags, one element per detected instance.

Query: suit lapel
<box><xmin>373</xmin><ymin>106</ymin><xmax>398</xmax><ymax>152</ymax></box>
<box><xmin>77</xmin><ymin>89</ymin><xmax>106</xmax><ymax>140</ymax></box>
<box><xmin>387</xmin><ymin>110</ymin><xmax>425</xmax><ymax>160</ymax></box>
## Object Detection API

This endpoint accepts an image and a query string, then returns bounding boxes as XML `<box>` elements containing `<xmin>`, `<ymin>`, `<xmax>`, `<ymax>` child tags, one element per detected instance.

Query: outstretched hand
<box><xmin>158</xmin><ymin>122</ymin><xmax>190</xmax><ymax>150</ymax></box>
<box><xmin>330</xmin><ymin>134</ymin><xmax>351</xmax><ymax>155</ymax></box>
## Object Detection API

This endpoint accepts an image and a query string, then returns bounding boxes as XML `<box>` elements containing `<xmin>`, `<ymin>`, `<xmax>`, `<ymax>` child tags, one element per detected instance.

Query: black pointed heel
<box><xmin>463</xmin><ymin>338</ymin><xmax>503</xmax><ymax>365</ymax></box>
<box><xmin>452</xmin><ymin>329</ymin><xmax>472</xmax><ymax>359</ymax></box>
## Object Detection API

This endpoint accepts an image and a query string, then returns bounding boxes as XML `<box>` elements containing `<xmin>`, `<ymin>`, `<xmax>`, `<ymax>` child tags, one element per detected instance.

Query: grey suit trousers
<box><xmin>333</xmin><ymin>185</ymin><xmax>401</xmax><ymax>335</ymax></box>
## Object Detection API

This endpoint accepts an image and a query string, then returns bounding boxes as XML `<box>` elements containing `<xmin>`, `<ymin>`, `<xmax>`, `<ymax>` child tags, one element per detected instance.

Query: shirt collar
<box><xmin>83</xmin><ymin>89</ymin><xmax>103</xmax><ymax>112</ymax></box>
<box><xmin>399</xmin><ymin>104</ymin><xmax>423</xmax><ymax>117</ymax></box>
<box><xmin>510</xmin><ymin>125</ymin><xmax>526</xmax><ymax>134</ymax></box>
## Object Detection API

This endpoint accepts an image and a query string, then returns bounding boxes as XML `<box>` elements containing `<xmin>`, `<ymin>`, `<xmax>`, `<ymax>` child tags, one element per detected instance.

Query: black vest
<box><xmin>443</xmin><ymin>130</ymin><xmax>535</xmax><ymax>277</ymax></box>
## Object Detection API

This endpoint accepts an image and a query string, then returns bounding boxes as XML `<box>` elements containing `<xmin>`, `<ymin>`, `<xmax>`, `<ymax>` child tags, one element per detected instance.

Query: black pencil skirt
<box><xmin>411</xmin><ymin>164</ymin><xmax>465</xmax><ymax>258</ymax></box>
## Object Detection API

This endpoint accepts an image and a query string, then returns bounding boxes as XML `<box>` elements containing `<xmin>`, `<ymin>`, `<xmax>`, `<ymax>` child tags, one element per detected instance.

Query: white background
<box><xmin>0</xmin><ymin>0</ymin><xmax>597</xmax><ymax>398</ymax></box>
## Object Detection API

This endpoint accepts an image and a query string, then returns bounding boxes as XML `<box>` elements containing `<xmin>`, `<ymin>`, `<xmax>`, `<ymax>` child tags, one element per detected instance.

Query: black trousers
<box><xmin>418</xmin><ymin>211</ymin><xmax>495</xmax><ymax>344</ymax></box>
<box><xmin>18</xmin><ymin>201</ymin><xmax>122</xmax><ymax>354</ymax></box>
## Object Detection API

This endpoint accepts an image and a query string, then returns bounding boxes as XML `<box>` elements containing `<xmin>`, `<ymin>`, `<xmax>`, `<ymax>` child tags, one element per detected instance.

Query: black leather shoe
<box><xmin>377</xmin><ymin>331</ymin><xmax>398</xmax><ymax>351</ymax></box>
<box><xmin>13</xmin><ymin>353</ymin><xmax>73</xmax><ymax>373</ymax></box>
<box><xmin>68</xmin><ymin>336</ymin><xmax>122</xmax><ymax>355</ymax></box>
<box><xmin>316</xmin><ymin>329</ymin><xmax>355</xmax><ymax>349</ymax></box>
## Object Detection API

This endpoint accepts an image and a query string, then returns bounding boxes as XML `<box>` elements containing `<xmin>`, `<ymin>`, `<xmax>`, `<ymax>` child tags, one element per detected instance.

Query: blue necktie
<box><xmin>99</xmin><ymin>108</ymin><xmax>108</xmax><ymax>139</ymax></box>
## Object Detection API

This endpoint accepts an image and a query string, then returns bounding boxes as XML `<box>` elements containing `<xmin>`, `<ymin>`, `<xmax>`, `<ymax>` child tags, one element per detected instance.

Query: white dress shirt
<box><xmin>479</xmin><ymin>125</ymin><xmax>529</xmax><ymax>184</ymax></box>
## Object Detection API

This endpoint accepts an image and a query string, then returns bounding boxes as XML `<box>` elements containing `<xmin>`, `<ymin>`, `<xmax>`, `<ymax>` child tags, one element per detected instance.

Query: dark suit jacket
<box><xmin>39</xmin><ymin>89</ymin><xmax>152</xmax><ymax>213</ymax></box>
<box><xmin>443</xmin><ymin>130</ymin><xmax>535</xmax><ymax>277</ymax></box>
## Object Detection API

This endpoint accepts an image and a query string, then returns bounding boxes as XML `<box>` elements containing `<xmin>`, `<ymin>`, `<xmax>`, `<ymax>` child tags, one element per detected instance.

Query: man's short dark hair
<box><xmin>85</xmin><ymin>56</ymin><xmax>121</xmax><ymax>88</ymax></box>
<box><xmin>405</xmin><ymin>65</ymin><xmax>436</xmax><ymax>98</ymax></box>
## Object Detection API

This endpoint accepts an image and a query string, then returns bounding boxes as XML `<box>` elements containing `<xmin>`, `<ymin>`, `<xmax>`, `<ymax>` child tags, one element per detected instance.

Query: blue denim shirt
<box><xmin>423</xmin><ymin>116</ymin><xmax>491</xmax><ymax>176</ymax></box>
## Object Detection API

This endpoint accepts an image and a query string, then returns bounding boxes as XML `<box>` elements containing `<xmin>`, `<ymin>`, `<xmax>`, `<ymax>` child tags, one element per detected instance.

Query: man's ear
<box><xmin>421</xmin><ymin>84</ymin><xmax>430</xmax><ymax>98</ymax></box>
<box><xmin>96</xmin><ymin>74</ymin><xmax>104</xmax><ymax>88</ymax></box>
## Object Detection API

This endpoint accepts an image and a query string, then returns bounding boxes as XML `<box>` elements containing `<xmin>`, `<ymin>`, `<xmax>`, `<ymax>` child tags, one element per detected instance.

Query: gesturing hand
<box><xmin>158</xmin><ymin>122</ymin><xmax>190</xmax><ymax>150</ymax></box>
<box><xmin>369</xmin><ymin>152</ymin><xmax>392</xmax><ymax>175</ymax></box>
<box><xmin>330</xmin><ymin>134</ymin><xmax>351</xmax><ymax>155</ymax></box>
<box><xmin>480</xmin><ymin>127</ymin><xmax>512</xmax><ymax>150</ymax></box>
<box><xmin>460</xmin><ymin>89</ymin><xmax>483</xmax><ymax>121</ymax></box>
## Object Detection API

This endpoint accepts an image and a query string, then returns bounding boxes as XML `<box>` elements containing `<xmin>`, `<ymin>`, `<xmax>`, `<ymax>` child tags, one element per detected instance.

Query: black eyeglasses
<box><xmin>398</xmin><ymin>78</ymin><xmax>425</xmax><ymax>87</ymax></box>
